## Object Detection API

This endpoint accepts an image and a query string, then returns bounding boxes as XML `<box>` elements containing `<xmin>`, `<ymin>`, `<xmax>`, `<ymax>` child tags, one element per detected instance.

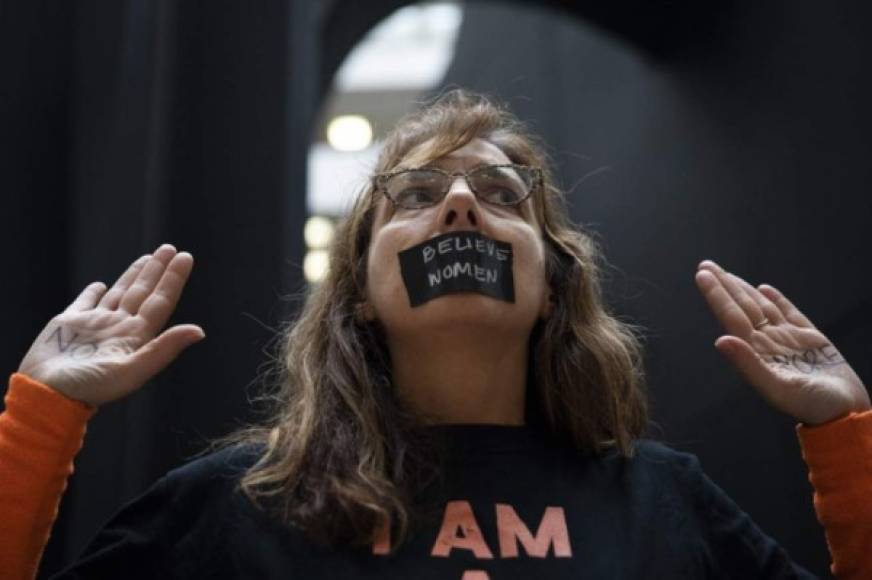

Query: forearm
<box><xmin>0</xmin><ymin>373</ymin><xmax>96</xmax><ymax>580</ymax></box>
<box><xmin>795</xmin><ymin>409</ymin><xmax>872</xmax><ymax>579</ymax></box>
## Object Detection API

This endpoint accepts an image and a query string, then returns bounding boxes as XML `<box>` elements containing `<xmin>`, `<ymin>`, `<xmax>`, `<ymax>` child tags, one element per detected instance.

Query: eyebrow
<box><xmin>420</xmin><ymin>160</ymin><xmax>495</xmax><ymax>171</ymax></box>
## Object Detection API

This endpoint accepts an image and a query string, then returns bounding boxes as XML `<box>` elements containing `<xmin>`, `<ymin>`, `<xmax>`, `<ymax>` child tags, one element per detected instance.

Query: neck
<box><xmin>387</xmin><ymin>328</ymin><xmax>530</xmax><ymax>425</ymax></box>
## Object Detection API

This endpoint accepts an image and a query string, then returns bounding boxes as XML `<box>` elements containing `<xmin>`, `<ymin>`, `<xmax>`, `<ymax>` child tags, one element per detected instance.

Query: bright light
<box><xmin>326</xmin><ymin>115</ymin><xmax>373</xmax><ymax>151</ymax></box>
<box><xmin>304</xmin><ymin>216</ymin><xmax>335</xmax><ymax>249</ymax></box>
<box><xmin>334</xmin><ymin>2</ymin><xmax>463</xmax><ymax>92</ymax></box>
<box><xmin>304</xmin><ymin>250</ymin><xmax>330</xmax><ymax>283</ymax></box>
<box><xmin>307</xmin><ymin>142</ymin><xmax>380</xmax><ymax>216</ymax></box>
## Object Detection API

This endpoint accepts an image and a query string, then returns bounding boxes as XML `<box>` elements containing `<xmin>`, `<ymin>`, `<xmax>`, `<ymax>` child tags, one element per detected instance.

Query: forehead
<box><xmin>400</xmin><ymin>137</ymin><xmax>512</xmax><ymax>170</ymax></box>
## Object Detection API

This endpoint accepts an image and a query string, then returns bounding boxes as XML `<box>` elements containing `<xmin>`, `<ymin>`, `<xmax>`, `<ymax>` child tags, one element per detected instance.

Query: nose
<box><xmin>438</xmin><ymin>175</ymin><xmax>481</xmax><ymax>231</ymax></box>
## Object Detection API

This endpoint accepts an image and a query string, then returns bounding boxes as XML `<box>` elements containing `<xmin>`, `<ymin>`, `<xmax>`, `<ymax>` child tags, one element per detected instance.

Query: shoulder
<box><xmin>54</xmin><ymin>443</ymin><xmax>269</xmax><ymax>575</ymax></box>
<box><xmin>626</xmin><ymin>439</ymin><xmax>736</xmax><ymax>512</ymax></box>
<box><xmin>632</xmin><ymin>438</ymin><xmax>702</xmax><ymax>468</ymax></box>
<box><xmin>634</xmin><ymin>438</ymin><xmax>706</xmax><ymax>480</ymax></box>
<box><xmin>592</xmin><ymin>437</ymin><xmax>702</xmax><ymax>468</ymax></box>
<box><xmin>589</xmin><ymin>437</ymin><xmax>707</xmax><ymax>492</ymax></box>
<box><xmin>155</xmin><ymin>442</ymin><xmax>267</xmax><ymax>511</ymax></box>
<box><xmin>166</xmin><ymin>442</ymin><xmax>265</xmax><ymax>484</ymax></box>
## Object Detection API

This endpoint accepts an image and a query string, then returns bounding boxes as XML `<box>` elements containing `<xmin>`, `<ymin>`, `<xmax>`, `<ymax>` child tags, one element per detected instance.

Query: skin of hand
<box><xmin>16</xmin><ymin>243</ymin><xmax>205</xmax><ymax>408</ymax></box>
<box><xmin>694</xmin><ymin>259</ymin><xmax>871</xmax><ymax>426</ymax></box>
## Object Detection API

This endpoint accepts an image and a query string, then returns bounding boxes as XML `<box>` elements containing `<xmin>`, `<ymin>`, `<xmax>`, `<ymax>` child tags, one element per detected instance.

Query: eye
<box><xmin>471</xmin><ymin>167</ymin><xmax>528</xmax><ymax>206</ymax></box>
<box><xmin>477</xmin><ymin>185</ymin><xmax>524</xmax><ymax>206</ymax></box>
<box><xmin>385</xmin><ymin>170</ymin><xmax>445</xmax><ymax>209</ymax></box>
<box><xmin>493</xmin><ymin>189</ymin><xmax>521</xmax><ymax>204</ymax></box>
<box><xmin>396</xmin><ymin>187</ymin><xmax>440</xmax><ymax>208</ymax></box>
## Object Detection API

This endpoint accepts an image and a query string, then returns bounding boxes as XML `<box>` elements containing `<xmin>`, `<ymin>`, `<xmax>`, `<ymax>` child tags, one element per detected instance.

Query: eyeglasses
<box><xmin>374</xmin><ymin>164</ymin><xmax>542</xmax><ymax>210</ymax></box>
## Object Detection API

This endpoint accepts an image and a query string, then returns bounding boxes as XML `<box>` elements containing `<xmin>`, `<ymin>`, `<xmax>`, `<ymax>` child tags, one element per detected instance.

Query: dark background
<box><xmin>2</xmin><ymin>1</ymin><xmax>870</xmax><ymax>578</ymax></box>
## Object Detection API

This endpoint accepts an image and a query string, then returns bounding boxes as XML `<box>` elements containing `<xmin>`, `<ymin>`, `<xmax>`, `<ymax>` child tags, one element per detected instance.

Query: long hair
<box><xmin>206</xmin><ymin>88</ymin><xmax>650</xmax><ymax>551</ymax></box>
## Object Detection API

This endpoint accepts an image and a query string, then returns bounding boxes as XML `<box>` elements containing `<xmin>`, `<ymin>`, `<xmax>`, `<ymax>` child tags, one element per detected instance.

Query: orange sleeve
<box><xmin>796</xmin><ymin>408</ymin><xmax>872</xmax><ymax>580</ymax></box>
<box><xmin>0</xmin><ymin>373</ymin><xmax>97</xmax><ymax>580</ymax></box>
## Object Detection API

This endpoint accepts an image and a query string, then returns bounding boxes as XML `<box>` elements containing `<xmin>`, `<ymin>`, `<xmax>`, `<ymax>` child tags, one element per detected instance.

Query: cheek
<box><xmin>366</xmin><ymin>239</ymin><xmax>389</xmax><ymax>294</ymax></box>
<box><xmin>520</xmin><ymin>244</ymin><xmax>548</xmax><ymax>305</ymax></box>
<box><xmin>512</xmin><ymin>230</ymin><xmax>547</xmax><ymax>284</ymax></box>
<box><xmin>366</xmin><ymin>230</ymin><xmax>408</xmax><ymax>303</ymax></box>
<box><xmin>366</xmin><ymin>210</ymin><xmax>432</xmax><ymax>298</ymax></box>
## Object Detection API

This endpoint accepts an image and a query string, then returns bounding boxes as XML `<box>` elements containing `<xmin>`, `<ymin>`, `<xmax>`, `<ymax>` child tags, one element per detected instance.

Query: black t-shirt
<box><xmin>50</xmin><ymin>425</ymin><xmax>818</xmax><ymax>579</ymax></box>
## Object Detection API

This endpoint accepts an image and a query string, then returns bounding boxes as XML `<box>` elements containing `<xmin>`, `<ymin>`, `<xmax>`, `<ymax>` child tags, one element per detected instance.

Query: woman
<box><xmin>2</xmin><ymin>89</ymin><xmax>870</xmax><ymax>579</ymax></box>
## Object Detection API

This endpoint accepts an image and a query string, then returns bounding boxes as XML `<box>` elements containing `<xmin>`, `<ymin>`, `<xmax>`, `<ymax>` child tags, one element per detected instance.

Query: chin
<box><xmin>404</xmin><ymin>293</ymin><xmax>534</xmax><ymax>330</ymax></box>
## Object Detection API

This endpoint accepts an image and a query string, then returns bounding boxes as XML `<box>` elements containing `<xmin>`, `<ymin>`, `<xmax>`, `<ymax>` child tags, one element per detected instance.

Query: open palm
<box><xmin>695</xmin><ymin>260</ymin><xmax>870</xmax><ymax>426</ymax></box>
<box><xmin>17</xmin><ymin>244</ymin><xmax>205</xmax><ymax>407</ymax></box>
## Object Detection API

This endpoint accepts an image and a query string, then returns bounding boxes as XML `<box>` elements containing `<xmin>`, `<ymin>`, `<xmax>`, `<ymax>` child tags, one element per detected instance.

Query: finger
<box><xmin>695</xmin><ymin>268</ymin><xmax>757</xmax><ymax>337</ymax></box>
<box><xmin>97</xmin><ymin>254</ymin><xmax>151</xmax><ymax>310</ymax></box>
<box><xmin>726</xmin><ymin>273</ymin><xmax>785</xmax><ymax>326</ymax></box>
<box><xmin>714</xmin><ymin>335</ymin><xmax>791</xmax><ymax>410</ymax></box>
<box><xmin>757</xmin><ymin>284</ymin><xmax>816</xmax><ymax>329</ymax></box>
<box><xmin>67</xmin><ymin>282</ymin><xmax>108</xmax><ymax>312</ymax></box>
<box><xmin>138</xmin><ymin>252</ymin><xmax>195</xmax><ymax>335</ymax></box>
<box><xmin>125</xmin><ymin>324</ymin><xmax>206</xmax><ymax>387</ymax></box>
<box><xmin>118</xmin><ymin>244</ymin><xmax>177</xmax><ymax>315</ymax></box>
<box><xmin>697</xmin><ymin>261</ymin><xmax>767</xmax><ymax>334</ymax></box>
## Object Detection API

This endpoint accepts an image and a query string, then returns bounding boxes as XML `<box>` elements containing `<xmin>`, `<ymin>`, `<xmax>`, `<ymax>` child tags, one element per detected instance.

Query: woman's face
<box><xmin>364</xmin><ymin>137</ymin><xmax>551</xmax><ymax>340</ymax></box>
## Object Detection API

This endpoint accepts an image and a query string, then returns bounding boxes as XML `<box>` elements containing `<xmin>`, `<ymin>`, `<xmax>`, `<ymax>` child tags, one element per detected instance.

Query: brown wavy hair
<box><xmin>207</xmin><ymin>88</ymin><xmax>650</xmax><ymax>552</ymax></box>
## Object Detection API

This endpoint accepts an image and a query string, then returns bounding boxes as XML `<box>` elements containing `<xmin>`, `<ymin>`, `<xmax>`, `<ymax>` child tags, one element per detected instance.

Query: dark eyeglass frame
<box><xmin>373</xmin><ymin>163</ymin><xmax>543</xmax><ymax>209</ymax></box>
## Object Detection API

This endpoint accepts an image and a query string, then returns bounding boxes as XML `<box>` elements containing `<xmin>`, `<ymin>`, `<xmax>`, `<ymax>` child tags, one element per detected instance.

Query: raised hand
<box><xmin>694</xmin><ymin>260</ymin><xmax>871</xmax><ymax>426</ymax></box>
<box><xmin>16</xmin><ymin>244</ymin><xmax>205</xmax><ymax>408</ymax></box>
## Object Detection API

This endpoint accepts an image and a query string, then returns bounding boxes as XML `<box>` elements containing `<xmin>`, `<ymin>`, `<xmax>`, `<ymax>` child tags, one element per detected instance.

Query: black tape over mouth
<box><xmin>398</xmin><ymin>231</ymin><xmax>514</xmax><ymax>307</ymax></box>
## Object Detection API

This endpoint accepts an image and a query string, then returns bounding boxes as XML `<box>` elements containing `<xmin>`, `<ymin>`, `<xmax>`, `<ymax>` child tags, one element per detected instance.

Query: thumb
<box><xmin>127</xmin><ymin>325</ymin><xmax>206</xmax><ymax>384</ymax></box>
